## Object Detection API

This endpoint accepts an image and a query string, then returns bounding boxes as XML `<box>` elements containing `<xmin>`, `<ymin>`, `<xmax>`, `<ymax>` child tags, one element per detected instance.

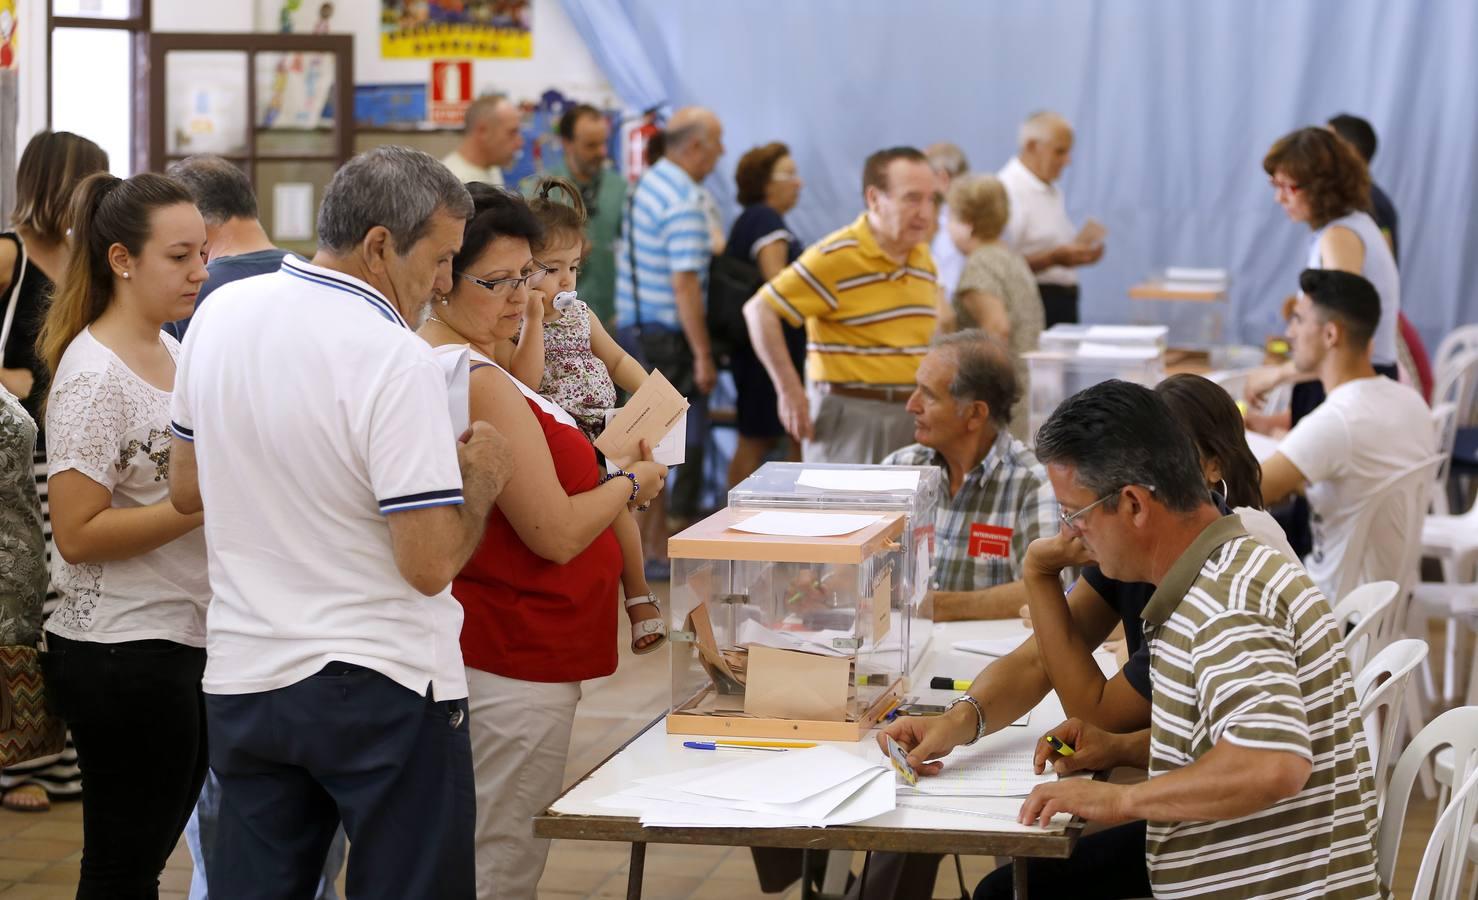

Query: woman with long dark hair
<box><xmin>38</xmin><ymin>171</ymin><xmax>210</xmax><ymax>898</ymax></box>
<box><xmin>0</xmin><ymin>131</ymin><xmax>108</xmax><ymax>812</ymax></box>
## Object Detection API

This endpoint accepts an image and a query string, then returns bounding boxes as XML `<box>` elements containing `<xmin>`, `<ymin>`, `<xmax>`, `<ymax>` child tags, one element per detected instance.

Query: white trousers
<box><xmin>466</xmin><ymin>667</ymin><xmax>582</xmax><ymax>900</ymax></box>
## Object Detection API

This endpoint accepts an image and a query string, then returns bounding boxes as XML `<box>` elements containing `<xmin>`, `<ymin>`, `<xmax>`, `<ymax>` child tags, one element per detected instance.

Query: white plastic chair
<box><xmin>1434</xmin><ymin>325</ymin><xmax>1478</xmax><ymax>388</ymax></box>
<box><xmin>1355</xmin><ymin>638</ymin><xmax>1429</xmax><ymax>804</ymax></box>
<box><xmin>1332</xmin><ymin>454</ymin><xmax>1444</xmax><ymax>612</ymax></box>
<box><xmin>1431</xmin><ymin>351</ymin><xmax>1478</xmax><ymax>516</ymax></box>
<box><xmin>1378</xmin><ymin>706</ymin><xmax>1478</xmax><ymax>900</ymax></box>
<box><xmin>1337</xmin><ymin>581</ymin><xmax>1400</xmax><ymax>673</ymax></box>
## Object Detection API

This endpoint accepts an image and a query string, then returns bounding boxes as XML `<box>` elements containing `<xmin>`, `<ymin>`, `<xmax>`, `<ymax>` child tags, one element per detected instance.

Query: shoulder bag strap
<box><xmin>0</xmin><ymin>235</ymin><xmax>28</xmax><ymax>369</ymax></box>
<box><xmin>626</xmin><ymin>180</ymin><xmax>643</xmax><ymax>331</ymax></box>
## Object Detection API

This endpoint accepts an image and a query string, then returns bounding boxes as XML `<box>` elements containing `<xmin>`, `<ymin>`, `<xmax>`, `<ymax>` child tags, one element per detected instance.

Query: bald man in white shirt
<box><xmin>998</xmin><ymin>111</ymin><xmax>1105</xmax><ymax>327</ymax></box>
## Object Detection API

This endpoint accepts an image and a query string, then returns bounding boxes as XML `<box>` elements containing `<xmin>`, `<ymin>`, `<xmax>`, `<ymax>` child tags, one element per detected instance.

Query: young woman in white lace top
<box><xmin>36</xmin><ymin>171</ymin><xmax>210</xmax><ymax>897</ymax></box>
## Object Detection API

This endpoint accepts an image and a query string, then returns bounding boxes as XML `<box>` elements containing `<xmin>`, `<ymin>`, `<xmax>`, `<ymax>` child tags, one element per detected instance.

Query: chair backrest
<box><xmin>1433</xmin><ymin>348</ymin><xmax>1478</xmax><ymax>429</ymax></box>
<box><xmin>1378</xmin><ymin>706</ymin><xmax>1478</xmax><ymax>896</ymax></box>
<box><xmin>1409</xmin><ymin>762</ymin><xmax>1478</xmax><ymax>900</ymax></box>
<box><xmin>1433</xmin><ymin>324</ymin><xmax>1478</xmax><ymax>386</ymax></box>
<box><xmin>1429</xmin><ymin>403</ymin><xmax>1459</xmax><ymax>516</ymax></box>
<box><xmin>1355</xmin><ymin>638</ymin><xmax>1429</xmax><ymax>802</ymax></box>
<box><xmin>1337</xmin><ymin>581</ymin><xmax>1400</xmax><ymax>672</ymax></box>
<box><xmin>1332</xmin><ymin>455</ymin><xmax>1445</xmax><ymax>605</ymax></box>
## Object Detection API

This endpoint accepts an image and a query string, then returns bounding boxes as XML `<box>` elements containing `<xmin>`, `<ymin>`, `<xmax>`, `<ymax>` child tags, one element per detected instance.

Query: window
<box><xmin>48</xmin><ymin>0</ymin><xmax>149</xmax><ymax>175</ymax></box>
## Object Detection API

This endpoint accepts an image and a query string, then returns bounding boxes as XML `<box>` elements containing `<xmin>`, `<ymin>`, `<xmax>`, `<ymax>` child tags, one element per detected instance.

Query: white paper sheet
<box><xmin>796</xmin><ymin>468</ymin><xmax>922</xmax><ymax>493</ymax></box>
<box><xmin>735</xmin><ymin>618</ymin><xmax>856</xmax><ymax>658</ymax></box>
<box><xmin>676</xmin><ymin>746</ymin><xmax>881</xmax><ymax>805</ymax></box>
<box><xmin>902</xmin><ymin>749</ymin><xmax>1057</xmax><ymax>797</ymax></box>
<box><xmin>1081</xmin><ymin>325</ymin><xmax>1167</xmax><ymax>343</ymax></box>
<box><xmin>1243</xmin><ymin>429</ymin><xmax>1281</xmax><ymax>462</ymax></box>
<box><xmin>1164</xmin><ymin>266</ymin><xmax>1229</xmax><ymax>282</ymax></box>
<box><xmin>952</xmin><ymin>636</ymin><xmax>1031</xmax><ymax>658</ymax></box>
<box><xmin>1075</xmin><ymin>342</ymin><xmax>1162</xmax><ymax>360</ymax></box>
<box><xmin>599</xmin><ymin>746</ymin><xmax>897</xmax><ymax>828</ymax></box>
<box><xmin>729</xmin><ymin>511</ymin><xmax>884</xmax><ymax>538</ymax></box>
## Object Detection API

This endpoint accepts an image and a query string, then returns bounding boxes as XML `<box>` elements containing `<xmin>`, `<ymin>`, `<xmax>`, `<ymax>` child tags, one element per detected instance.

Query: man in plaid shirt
<box><xmin>883</xmin><ymin>331</ymin><xmax>1059</xmax><ymax>619</ymax></box>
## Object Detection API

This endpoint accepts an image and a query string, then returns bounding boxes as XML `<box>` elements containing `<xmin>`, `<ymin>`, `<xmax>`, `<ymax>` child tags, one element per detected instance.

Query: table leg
<box><xmin>627</xmin><ymin>842</ymin><xmax>647</xmax><ymax>900</ymax></box>
<box><xmin>1012</xmin><ymin>856</ymin><xmax>1028</xmax><ymax>899</ymax></box>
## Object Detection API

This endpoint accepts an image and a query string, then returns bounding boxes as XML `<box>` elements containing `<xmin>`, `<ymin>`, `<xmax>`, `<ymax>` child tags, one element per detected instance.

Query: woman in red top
<box><xmin>418</xmin><ymin>184</ymin><xmax>666</xmax><ymax>900</ymax></box>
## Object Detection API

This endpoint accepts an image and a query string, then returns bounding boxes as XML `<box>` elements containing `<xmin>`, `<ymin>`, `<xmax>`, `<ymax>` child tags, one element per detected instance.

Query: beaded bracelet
<box><xmin>601</xmin><ymin>470</ymin><xmax>640</xmax><ymax>503</ymax></box>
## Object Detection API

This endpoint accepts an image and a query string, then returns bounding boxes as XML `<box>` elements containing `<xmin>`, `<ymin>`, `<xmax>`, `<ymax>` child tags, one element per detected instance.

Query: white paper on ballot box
<box><xmin>603</xmin><ymin>407</ymin><xmax>686</xmax><ymax>474</ymax></box>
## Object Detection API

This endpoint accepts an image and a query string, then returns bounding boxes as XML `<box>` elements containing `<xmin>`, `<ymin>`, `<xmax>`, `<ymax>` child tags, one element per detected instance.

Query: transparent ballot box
<box><xmin>1128</xmin><ymin>273</ymin><xmax>1229</xmax><ymax>351</ymax></box>
<box><xmin>728</xmin><ymin>461</ymin><xmax>942</xmax><ymax>672</ymax></box>
<box><xmin>666</xmin><ymin>508</ymin><xmax>909</xmax><ymax>741</ymax></box>
<box><xmin>1024</xmin><ymin>346</ymin><xmax>1166</xmax><ymax>442</ymax></box>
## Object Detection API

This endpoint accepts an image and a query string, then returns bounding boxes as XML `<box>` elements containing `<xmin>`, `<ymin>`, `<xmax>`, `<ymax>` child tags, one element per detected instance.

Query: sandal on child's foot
<box><xmin>624</xmin><ymin>593</ymin><xmax>668</xmax><ymax>655</ymax></box>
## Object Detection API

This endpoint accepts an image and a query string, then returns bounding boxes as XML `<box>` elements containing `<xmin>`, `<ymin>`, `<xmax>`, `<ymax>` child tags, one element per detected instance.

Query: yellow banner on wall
<box><xmin>381</xmin><ymin>1</ymin><xmax>532</xmax><ymax>60</ymax></box>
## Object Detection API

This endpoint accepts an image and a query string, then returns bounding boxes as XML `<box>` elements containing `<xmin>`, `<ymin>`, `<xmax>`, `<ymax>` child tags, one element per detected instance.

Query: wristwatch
<box><xmin>948</xmin><ymin>694</ymin><xmax>987</xmax><ymax>746</ymax></box>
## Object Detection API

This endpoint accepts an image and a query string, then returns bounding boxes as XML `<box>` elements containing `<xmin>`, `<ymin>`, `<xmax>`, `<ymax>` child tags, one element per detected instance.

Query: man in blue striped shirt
<box><xmin>615</xmin><ymin>108</ymin><xmax>724</xmax><ymax>568</ymax></box>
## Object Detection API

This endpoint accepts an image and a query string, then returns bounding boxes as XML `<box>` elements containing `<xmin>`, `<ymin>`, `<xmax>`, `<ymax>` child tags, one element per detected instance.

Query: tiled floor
<box><xmin>0</xmin><ymin>599</ymin><xmax>1463</xmax><ymax>898</ymax></box>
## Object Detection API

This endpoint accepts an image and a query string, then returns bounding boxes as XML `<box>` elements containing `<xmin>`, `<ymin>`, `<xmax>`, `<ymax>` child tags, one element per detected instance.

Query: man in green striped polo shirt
<box><xmin>1018</xmin><ymin>380</ymin><xmax>1385</xmax><ymax>899</ymax></box>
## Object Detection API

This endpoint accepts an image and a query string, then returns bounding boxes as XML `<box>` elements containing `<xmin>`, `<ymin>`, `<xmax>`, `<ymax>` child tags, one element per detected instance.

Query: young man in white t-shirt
<box><xmin>1262</xmin><ymin>268</ymin><xmax>1433</xmax><ymax>601</ymax></box>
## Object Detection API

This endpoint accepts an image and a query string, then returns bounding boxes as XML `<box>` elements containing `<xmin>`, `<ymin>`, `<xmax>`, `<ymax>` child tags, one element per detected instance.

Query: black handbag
<box><xmin>705</xmin><ymin>253</ymin><xmax>763</xmax><ymax>364</ymax></box>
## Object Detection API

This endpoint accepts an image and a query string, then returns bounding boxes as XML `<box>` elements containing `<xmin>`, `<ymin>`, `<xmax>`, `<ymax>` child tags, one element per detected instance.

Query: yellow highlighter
<box><xmin>1043</xmin><ymin>734</ymin><xmax>1075</xmax><ymax>757</ymax></box>
<box><xmin>714</xmin><ymin>739</ymin><xmax>818</xmax><ymax>750</ymax></box>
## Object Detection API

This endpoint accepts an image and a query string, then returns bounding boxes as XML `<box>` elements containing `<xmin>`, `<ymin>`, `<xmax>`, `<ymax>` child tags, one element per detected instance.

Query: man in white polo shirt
<box><xmin>1262</xmin><ymin>268</ymin><xmax>1434</xmax><ymax>601</ymax></box>
<box><xmin>169</xmin><ymin>146</ymin><xmax>510</xmax><ymax>900</ymax></box>
<box><xmin>998</xmin><ymin>110</ymin><xmax>1105</xmax><ymax>327</ymax></box>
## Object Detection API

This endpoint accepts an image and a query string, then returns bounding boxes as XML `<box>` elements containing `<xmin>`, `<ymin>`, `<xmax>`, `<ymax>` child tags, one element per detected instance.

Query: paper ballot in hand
<box><xmin>595</xmin><ymin>369</ymin><xmax>689</xmax><ymax>469</ymax></box>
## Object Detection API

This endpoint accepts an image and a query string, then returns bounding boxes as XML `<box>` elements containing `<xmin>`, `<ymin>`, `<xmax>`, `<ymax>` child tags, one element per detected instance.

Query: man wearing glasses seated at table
<box><xmin>904</xmin><ymin>381</ymin><xmax>1382</xmax><ymax>900</ymax></box>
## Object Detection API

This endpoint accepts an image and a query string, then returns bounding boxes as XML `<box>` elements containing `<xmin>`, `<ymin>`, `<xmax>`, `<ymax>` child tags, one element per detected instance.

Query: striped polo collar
<box><xmin>281</xmin><ymin>255</ymin><xmax>409</xmax><ymax>329</ymax></box>
<box><xmin>851</xmin><ymin>214</ymin><xmax>936</xmax><ymax>277</ymax></box>
<box><xmin>1142</xmin><ymin>515</ymin><xmax>1249</xmax><ymax>625</ymax></box>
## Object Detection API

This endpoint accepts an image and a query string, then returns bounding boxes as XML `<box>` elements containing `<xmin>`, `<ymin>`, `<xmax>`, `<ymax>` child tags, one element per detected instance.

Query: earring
<box><xmin>122</xmin><ymin>272</ymin><xmax>130</xmax><ymax>279</ymax></box>
<box><xmin>1217</xmin><ymin>478</ymin><xmax>1228</xmax><ymax>501</ymax></box>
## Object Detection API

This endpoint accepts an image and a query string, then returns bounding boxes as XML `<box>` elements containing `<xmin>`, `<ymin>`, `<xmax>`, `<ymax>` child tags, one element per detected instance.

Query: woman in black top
<box><xmin>724</xmin><ymin>142</ymin><xmax>806</xmax><ymax>487</ymax></box>
<box><xmin>0</xmin><ymin>130</ymin><xmax>108</xmax><ymax>812</ymax></box>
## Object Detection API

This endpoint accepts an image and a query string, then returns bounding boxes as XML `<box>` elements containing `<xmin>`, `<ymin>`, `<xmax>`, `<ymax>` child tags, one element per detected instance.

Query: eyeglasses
<box><xmin>1269</xmin><ymin>177</ymin><xmax>1302</xmax><ymax>194</ymax></box>
<box><xmin>1059</xmin><ymin>484</ymin><xmax>1156</xmax><ymax>533</ymax></box>
<box><xmin>457</xmin><ymin>266</ymin><xmax>549</xmax><ymax>298</ymax></box>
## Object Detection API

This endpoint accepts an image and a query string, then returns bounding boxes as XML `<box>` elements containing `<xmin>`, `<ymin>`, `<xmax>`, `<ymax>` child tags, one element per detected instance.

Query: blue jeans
<box><xmin>185</xmin><ymin>770</ymin><xmax>347</xmax><ymax>900</ymax></box>
<box><xmin>204</xmin><ymin>663</ymin><xmax>475</xmax><ymax>900</ymax></box>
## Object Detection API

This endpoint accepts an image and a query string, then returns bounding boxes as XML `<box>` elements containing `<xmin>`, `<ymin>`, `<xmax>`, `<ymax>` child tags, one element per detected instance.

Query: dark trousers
<box><xmin>204</xmin><ymin>663</ymin><xmax>475</xmax><ymax>900</ymax></box>
<box><xmin>974</xmin><ymin>821</ymin><xmax>1150</xmax><ymax>899</ymax></box>
<box><xmin>44</xmin><ymin>633</ymin><xmax>208</xmax><ymax>900</ymax></box>
<box><xmin>616</xmin><ymin>323</ymin><xmax>709</xmax><ymax>518</ymax></box>
<box><xmin>1038</xmin><ymin>283</ymin><xmax>1080</xmax><ymax>328</ymax></box>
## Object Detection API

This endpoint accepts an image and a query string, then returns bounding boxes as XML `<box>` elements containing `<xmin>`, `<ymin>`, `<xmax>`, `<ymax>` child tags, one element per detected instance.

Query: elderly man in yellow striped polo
<box><xmin>742</xmin><ymin>146</ymin><xmax>941</xmax><ymax>464</ymax></box>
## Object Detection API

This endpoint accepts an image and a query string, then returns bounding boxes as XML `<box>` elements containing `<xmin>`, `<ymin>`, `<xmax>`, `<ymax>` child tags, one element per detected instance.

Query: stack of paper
<box><xmin>900</xmin><ymin>748</ymin><xmax>1056</xmax><ymax>797</ymax></box>
<box><xmin>596</xmin><ymin>746</ymin><xmax>895</xmax><ymax>828</ymax></box>
<box><xmin>953</xmin><ymin>635</ymin><xmax>1031</xmax><ymax>658</ymax></box>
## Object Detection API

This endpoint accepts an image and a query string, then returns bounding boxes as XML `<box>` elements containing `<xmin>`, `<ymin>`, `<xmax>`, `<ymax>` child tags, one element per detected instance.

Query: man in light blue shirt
<box><xmin>615</xmin><ymin>107</ymin><xmax>724</xmax><ymax>572</ymax></box>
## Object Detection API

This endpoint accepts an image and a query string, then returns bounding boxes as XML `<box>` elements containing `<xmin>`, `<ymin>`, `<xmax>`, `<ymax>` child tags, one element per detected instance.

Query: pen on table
<box><xmin>682</xmin><ymin>741</ymin><xmax>784</xmax><ymax>753</ymax></box>
<box><xmin>681</xmin><ymin>739</ymin><xmax>817</xmax><ymax>752</ymax></box>
<box><xmin>930</xmin><ymin>676</ymin><xmax>972</xmax><ymax>691</ymax></box>
<box><xmin>1042</xmin><ymin>734</ymin><xmax>1075</xmax><ymax>757</ymax></box>
<box><xmin>880</xmin><ymin>696</ymin><xmax>905</xmax><ymax>722</ymax></box>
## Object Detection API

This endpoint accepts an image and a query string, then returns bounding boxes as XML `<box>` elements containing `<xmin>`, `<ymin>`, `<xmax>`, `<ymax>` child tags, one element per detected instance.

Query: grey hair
<box><xmin>463</xmin><ymin>94</ymin><xmax>509</xmax><ymax>134</ymax></box>
<box><xmin>925</xmin><ymin>142</ymin><xmax>970</xmax><ymax>179</ymax></box>
<box><xmin>316</xmin><ymin>146</ymin><xmax>474</xmax><ymax>255</ymax></box>
<box><xmin>165</xmin><ymin>155</ymin><xmax>258</xmax><ymax>227</ymax></box>
<box><xmin>933</xmin><ymin>329</ymin><xmax>1020</xmax><ymax>429</ymax></box>
<box><xmin>1018</xmin><ymin>110</ymin><xmax>1071</xmax><ymax>149</ymax></box>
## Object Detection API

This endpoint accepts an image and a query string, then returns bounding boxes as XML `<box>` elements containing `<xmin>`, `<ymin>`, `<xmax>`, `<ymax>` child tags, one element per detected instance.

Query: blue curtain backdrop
<box><xmin>563</xmin><ymin>0</ymin><xmax>1477</xmax><ymax>352</ymax></box>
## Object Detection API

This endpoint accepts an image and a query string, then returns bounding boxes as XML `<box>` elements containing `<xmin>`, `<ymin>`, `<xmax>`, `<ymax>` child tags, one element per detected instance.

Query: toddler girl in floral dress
<box><xmin>494</xmin><ymin>178</ymin><xmax>666</xmax><ymax>654</ymax></box>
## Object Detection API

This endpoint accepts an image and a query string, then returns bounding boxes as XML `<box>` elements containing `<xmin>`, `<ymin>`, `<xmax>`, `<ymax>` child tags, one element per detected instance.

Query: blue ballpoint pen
<box><xmin>682</xmin><ymin>741</ymin><xmax>786</xmax><ymax>752</ymax></box>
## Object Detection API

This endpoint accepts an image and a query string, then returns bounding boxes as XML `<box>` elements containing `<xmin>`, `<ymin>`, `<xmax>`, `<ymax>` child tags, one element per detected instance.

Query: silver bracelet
<box><xmin>948</xmin><ymin>694</ymin><xmax>987</xmax><ymax>746</ymax></box>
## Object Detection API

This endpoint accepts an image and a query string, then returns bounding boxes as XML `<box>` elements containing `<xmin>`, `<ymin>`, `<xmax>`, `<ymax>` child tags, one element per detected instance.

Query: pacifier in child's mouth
<box><xmin>553</xmin><ymin>291</ymin><xmax>580</xmax><ymax>311</ymax></box>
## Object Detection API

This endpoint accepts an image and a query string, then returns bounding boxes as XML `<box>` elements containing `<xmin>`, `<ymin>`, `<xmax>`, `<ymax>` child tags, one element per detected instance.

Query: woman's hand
<box><xmin>1032</xmin><ymin>718</ymin><xmax>1135</xmax><ymax>776</ymax></box>
<box><xmin>625</xmin><ymin>440</ymin><xmax>668</xmax><ymax>507</ymax></box>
